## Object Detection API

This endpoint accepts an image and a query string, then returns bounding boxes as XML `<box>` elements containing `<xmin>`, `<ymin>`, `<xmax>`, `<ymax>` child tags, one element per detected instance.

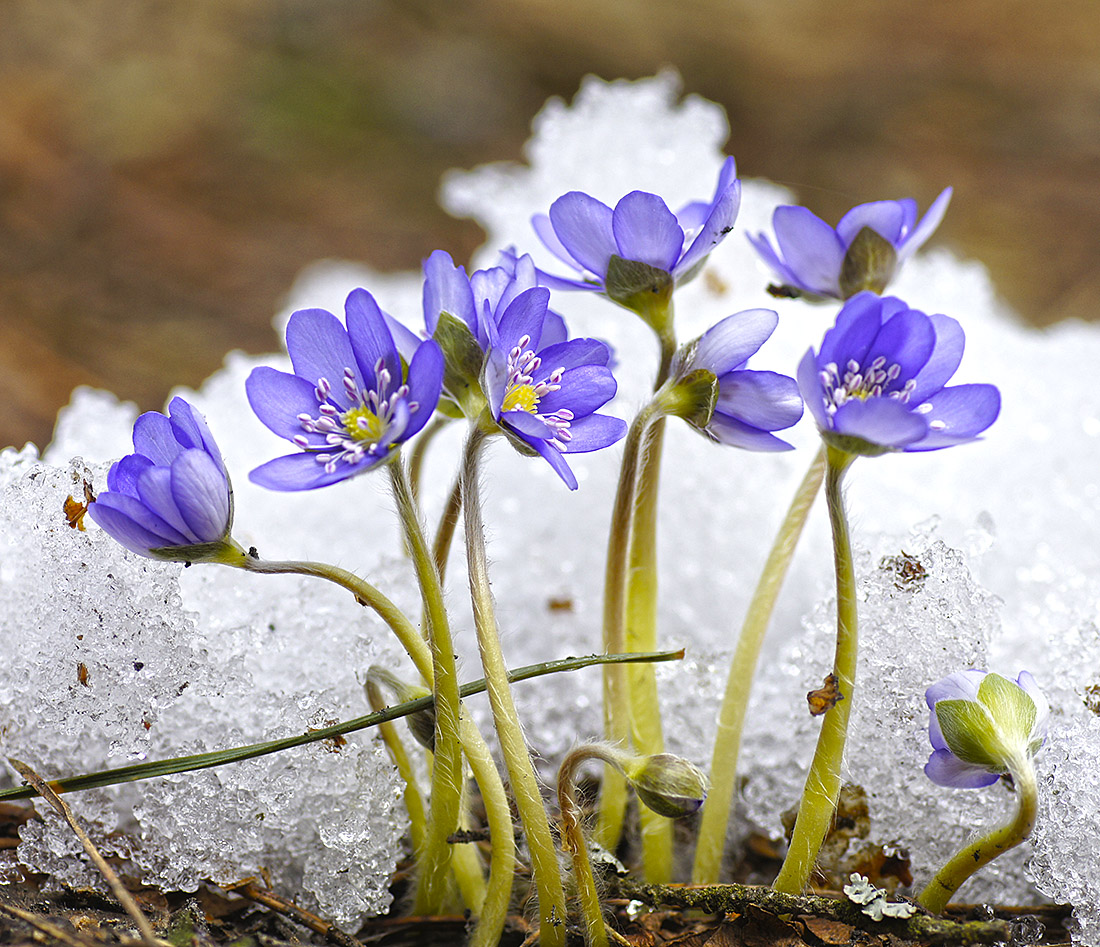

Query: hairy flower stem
<box><xmin>365</xmin><ymin>673</ymin><xmax>428</xmax><ymax>856</ymax></box>
<box><xmin>597</xmin><ymin>398</ymin><xmax>661</xmax><ymax>853</ymax></box>
<box><xmin>558</xmin><ymin>746</ymin><xmax>624</xmax><ymax>947</ymax></box>
<box><xmin>462</xmin><ymin>424</ymin><xmax>568</xmax><ymax>947</ymax></box>
<box><xmin>621</xmin><ymin>324</ymin><xmax>678</xmax><ymax>882</ymax></box>
<box><xmin>773</xmin><ymin>446</ymin><xmax>857</xmax><ymax>894</ymax></box>
<box><xmin>918</xmin><ymin>758</ymin><xmax>1038</xmax><ymax>914</ymax></box>
<box><xmin>408</xmin><ymin>415</ymin><xmax>451</xmax><ymax>508</ymax></box>
<box><xmin>692</xmin><ymin>446</ymin><xmax>827</xmax><ymax>883</ymax></box>
<box><xmin>624</xmin><ymin>417</ymin><xmax>672</xmax><ymax>881</ymax></box>
<box><xmin>432</xmin><ymin>471</ymin><xmax>463</xmax><ymax>582</ymax></box>
<box><xmin>236</xmin><ymin>551</ymin><xmax>510</xmax><ymax>939</ymax></box>
<box><xmin>387</xmin><ymin>458</ymin><xmax>474</xmax><ymax>915</ymax></box>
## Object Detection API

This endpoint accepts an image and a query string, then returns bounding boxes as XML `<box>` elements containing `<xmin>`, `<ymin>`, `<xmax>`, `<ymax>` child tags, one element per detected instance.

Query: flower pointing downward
<box><xmin>924</xmin><ymin>669</ymin><xmax>1049</xmax><ymax>788</ymax></box>
<box><xmin>749</xmin><ymin>188</ymin><xmax>952</xmax><ymax>299</ymax></box>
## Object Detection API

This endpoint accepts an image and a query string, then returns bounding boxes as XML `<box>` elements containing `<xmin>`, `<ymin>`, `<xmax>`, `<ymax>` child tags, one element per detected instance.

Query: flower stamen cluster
<box><xmin>820</xmin><ymin>356</ymin><xmax>912</xmax><ymax>413</ymax></box>
<box><xmin>293</xmin><ymin>361</ymin><xmax>420</xmax><ymax>473</ymax></box>
<box><xmin>501</xmin><ymin>337</ymin><xmax>574</xmax><ymax>450</ymax></box>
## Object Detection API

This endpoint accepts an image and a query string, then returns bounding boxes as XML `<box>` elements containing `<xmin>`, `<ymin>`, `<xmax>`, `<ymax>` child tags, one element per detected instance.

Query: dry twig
<box><xmin>7</xmin><ymin>758</ymin><xmax>163</xmax><ymax>947</ymax></box>
<box><xmin>0</xmin><ymin>901</ymin><xmax>102</xmax><ymax>947</ymax></box>
<box><xmin>226</xmin><ymin>880</ymin><xmax>367</xmax><ymax>947</ymax></box>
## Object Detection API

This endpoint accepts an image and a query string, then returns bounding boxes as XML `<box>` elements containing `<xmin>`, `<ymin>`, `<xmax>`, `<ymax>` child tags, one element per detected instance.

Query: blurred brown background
<box><xmin>2</xmin><ymin>0</ymin><xmax>1099</xmax><ymax>450</ymax></box>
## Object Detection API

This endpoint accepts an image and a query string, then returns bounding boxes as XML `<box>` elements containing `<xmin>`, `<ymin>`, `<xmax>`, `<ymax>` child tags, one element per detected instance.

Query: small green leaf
<box><xmin>663</xmin><ymin>368</ymin><xmax>720</xmax><ymax>429</ymax></box>
<box><xmin>605</xmin><ymin>255</ymin><xmax>673</xmax><ymax>329</ymax></box>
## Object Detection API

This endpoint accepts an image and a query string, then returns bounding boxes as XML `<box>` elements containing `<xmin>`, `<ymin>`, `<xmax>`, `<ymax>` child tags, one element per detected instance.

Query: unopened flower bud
<box><xmin>622</xmin><ymin>753</ymin><xmax>708</xmax><ymax>818</ymax></box>
<box><xmin>365</xmin><ymin>667</ymin><xmax>436</xmax><ymax>752</ymax></box>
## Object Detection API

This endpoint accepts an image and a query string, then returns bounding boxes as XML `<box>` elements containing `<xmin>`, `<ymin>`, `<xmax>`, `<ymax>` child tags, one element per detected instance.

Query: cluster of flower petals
<box><xmin>531</xmin><ymin>156</ymin><xmax>740</xmax><ymax>290</ymax></box>
<box><xmin>797</xmin><ymin>292</ymin><xmax>1000</xmax><ymax>455</ymax></box>
<box><xmin>89</xmin><ymin>397</ymin><xmax>233</xmax><ymax>558</ymax></box>
<box><xmin>675</xmin><ymin>308</ymin><xmax>804</xmax><ymax>451</ymax></box>
<box><xmin>246</xmin><ymin>289</ymin><xmax>443</xmax><ymax>490</ymax></box>
<box><xmin>749</xmin><ymin>188</ymin><xmax>952</xmax><ymax>299</ymax></box>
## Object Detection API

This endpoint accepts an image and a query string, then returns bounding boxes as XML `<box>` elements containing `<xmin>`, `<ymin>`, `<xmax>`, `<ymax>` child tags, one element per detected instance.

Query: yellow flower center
<box><xmin>502</xmin><ymin>383</ymin><xmax>541</xmax><ymax>414</ymax></box>
<box><xmin>342</xmin><ymin>405</ymin><xmax>386</xmax><ymax>443</ymax></box>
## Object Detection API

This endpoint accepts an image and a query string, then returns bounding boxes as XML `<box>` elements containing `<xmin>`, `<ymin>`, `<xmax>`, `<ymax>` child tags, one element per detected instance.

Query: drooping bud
<box><xmin>621</xmin><ymin>753</ymin><xmax>708</xmax><ymax>818</ymax></box>
<box><xmin>365</xmin><ymin>666</ymin><xmax>436</xmax><ymax>752</ymax></box>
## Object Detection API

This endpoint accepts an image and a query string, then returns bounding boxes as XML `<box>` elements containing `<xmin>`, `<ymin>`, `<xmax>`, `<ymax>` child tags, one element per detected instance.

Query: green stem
<box><xmin>408</xmin><ymin>415</ymin><xmax>451</xmax><ymax>509</ymax></box>
<box><xmin>773</xmin><ymin>446</ymin><xmax>857</xmax><ymax>894</ymax></box>
<box><xmin>622</xmin><ymin>324</ymin><xmax>677</xmax><ymax>881</ymax></box>
<box><xmin>458</xmin><ymin>714</ymin><xmax>515</xmax><ymax>947</ymax></box>
<box><xmin>239</xmin><ymin>555</ymin><xmax>428</xmax><ymax>672</ymax></box>
<box><xmin>917</xmin><ymin>758</ymin><xmax>1038</xmax><ymax>914</ymax></box>
<box><xmin>597</xmin><ymin>398</ymin><xmax>660</xmax><ymax>852</ymax></box>
<box><xmin>387</xmin><ymin>458</ymin><xmax>467</xmax><ymax>916</ymax></box>
<box><xmin>692</xmin><ymin>446</ymin><xmax>827</xmax><ymax>883</ymax></box>
<box><xmin>432</xmin><ymin>471</ymin><xmax>463</xmax><ymax>582</ymax></box>
<box><xmin>558</xmin><ymin>746</ymin><xmax>619</xmax><ymax>947</ymax></box>
<box><xmin>624</xmin><ymin>415</ymin><xmax>671</xmax><ymax>881</ymax></box>
<box><xmin>0</xmin><ymin>651</ymin><xmax>684</xmax><ymax>801</ymax></box>
<box><xmin>365</xmin><ymin>672</ymin><xmax>429</xmax><ymax>857</ymax></box>
<box><xmin>461</xmin><ymin>424</ymin><xmax>568</xmax><ymax>947</ymax></box>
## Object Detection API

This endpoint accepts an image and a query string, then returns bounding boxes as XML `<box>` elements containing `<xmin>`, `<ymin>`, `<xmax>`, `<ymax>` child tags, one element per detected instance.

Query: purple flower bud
<box><xmin>749</xmin><ymin>188</ymin><xmax>952</xmax><ymax>300</ymax></box>
<box><xmin>797</xmin><ymin>292</ymin><xmax>1000</xmax><ymax>455</ymax></box>
<box><xmin>246</xmin><ymin>289</ymin><xmax>444</xmax><ymax>490</ymax></box>
<box><xmin>89</xmin><ymin>397</ymin><xmax>235</xmax><ymax>560</ymax></box>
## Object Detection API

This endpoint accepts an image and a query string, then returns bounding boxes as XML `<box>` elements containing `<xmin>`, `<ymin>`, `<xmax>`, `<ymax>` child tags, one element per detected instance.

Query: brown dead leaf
<box><xmin>807</xmin><ymin>674</ymin><xmax>844</xmax><ymax>716</ymax></box>
<box><xmin>799</xmin><ymin>915</ymin><xmax>854</xmax><ymax>946</ymax></box>
<box><xmin>63</xmin><ymin>482</ymin><xmax>95</xmax><ymax>531</ymax></box>
<box><xmin>740</xmin><ymin>905</ymin><xmax>802</xmax><ymax>947</ymax></box>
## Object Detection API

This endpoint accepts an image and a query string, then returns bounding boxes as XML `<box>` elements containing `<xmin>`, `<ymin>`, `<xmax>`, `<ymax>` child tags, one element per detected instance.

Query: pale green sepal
<box><xmin>149</xmin><ymin>537</ymin><xmax>250</xmax><ymax>566</ymax></box>
<box><xmin>977</xmin><ymin>672</ymin><xmax>1037</xmax><ymax>751</ymax></box>
<box><xmin>434</xmin><ymin>396</ymin><xmax>466</xmax><ymax>420</ymax></box>
<box><xmin>934</xmin><ymin>699</ymin><xmax>1006</xmax><ymax>770</ymax></box>
<box><xmin>660</xmin><ymin>369</ymin><xmax>719</xmax><ymax>429</ymax></box>
<box><xmin>433</xmin><ymin>311</ymin><xmax>487</xmax><ymax>417</ymax></box>
<box><xmin>820</xmin><ymin>429</ymin><xmax>899</xmax><ymax>458</ymax></box>
<box><xmin>605</xmin><ymin>255</ymin><xmax>673</xmax><ymax>331</ymax></box>
<box><xmin>839</xmin><ymin>227</ymin><xmax>898</xmax><ymax>299</ymax></box>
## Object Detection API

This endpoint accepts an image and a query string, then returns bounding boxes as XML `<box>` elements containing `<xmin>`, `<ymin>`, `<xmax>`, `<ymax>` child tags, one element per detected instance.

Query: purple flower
<box><xmin>481</xmin><ymin>285</ymin><xmax>626</xmax><ymax>490</ymax></box>
<box><xmin>531</xmin><ymin>157</ymin><xmax>741</xmax><ymax>298</ymax></box>
<box><xmin>925</xmin><ymin>670</ymin><xmax>1049</xmax><ymax>788</ymax></box>
<box><xmin>246</xmin><ymin>289</ymin><xmax>443</xmax><ymax>490</ymax></box>
<box><xmin>420</xmin><ymin>249</ymin><xmax>567</xmax><ymax>357</ymax></box>
<box><xmin>749</xmin><ymin>188</ymin><xmax>952</xmax><ymax>299</ymax></box>
<box><xmin>89</xmin><ymin>397</ymin><xmax>234</xmax><ymax>560</ymax></box>
<box><xmin>671</xmin><ymin>309</ymin><xmax>803</xmax><ymax>451</ymax></box>
<box><xmin>797</xmin><ymin>292</ymin><xmax>1000</xmax><ymax>455</ymax></box>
